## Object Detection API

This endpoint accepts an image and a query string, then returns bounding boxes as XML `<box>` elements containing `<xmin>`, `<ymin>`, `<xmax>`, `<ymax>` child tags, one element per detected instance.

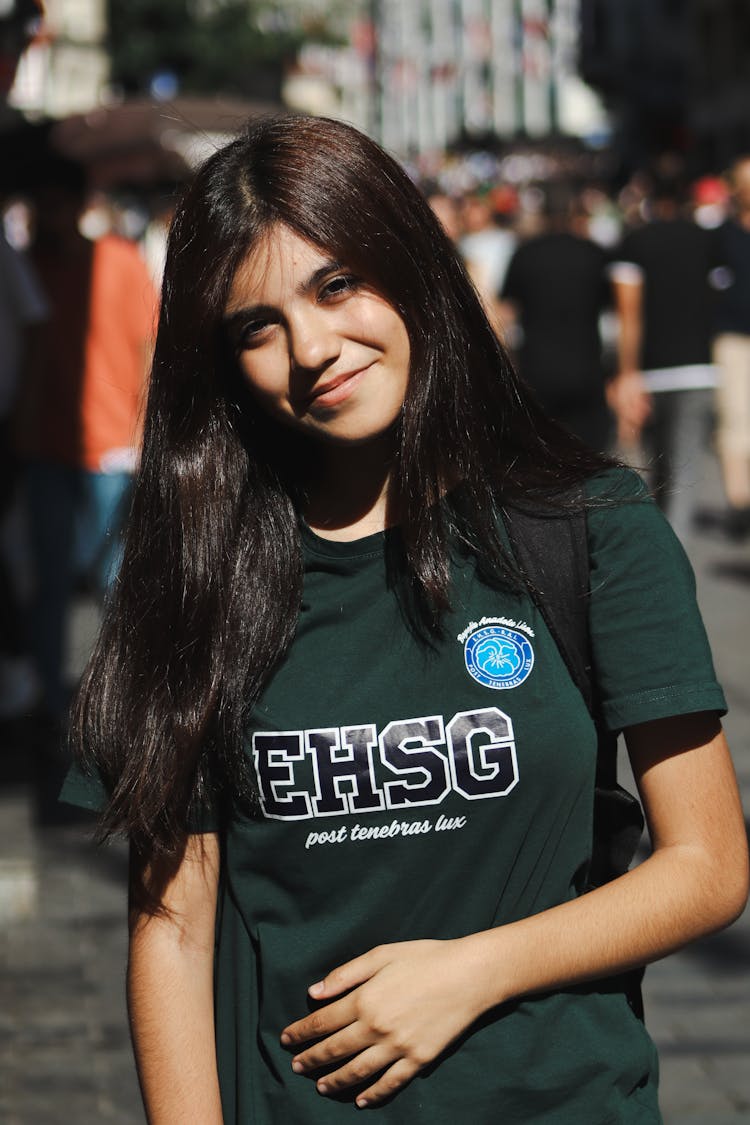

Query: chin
<box><xmin>306</xmin><ymin>419</ymin><xmax>401</xmax><ymax>448</ymax></box>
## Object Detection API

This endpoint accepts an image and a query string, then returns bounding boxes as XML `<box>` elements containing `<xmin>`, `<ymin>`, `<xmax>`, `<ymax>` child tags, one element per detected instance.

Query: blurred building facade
<box><xmin>5</xmin><ymin>0</ymin><xmax>609</xmax><ymax>157</ymax></box>
<box><xmin>286</xmin><ymin>0</ymin><xmax>609</xmax><ymax>155</ymax></box>
<box><xmin>581</xmin><ymin>0</ymin><xmax>750</xmax><ymax>176</ymax></box>
<box><xmin>691</xmin><ymin>0</ymin><xmax>750</xmax><ymax>171</ymax></box>
<box><xmin>7</xmin><ymin>0</ymin><xmax>108</xmax><ymax>117</ymax></box>
<box><xmin>4</xmin><ymin>0</ymin><xmax>750</xmax><ymax>173</ymax></box>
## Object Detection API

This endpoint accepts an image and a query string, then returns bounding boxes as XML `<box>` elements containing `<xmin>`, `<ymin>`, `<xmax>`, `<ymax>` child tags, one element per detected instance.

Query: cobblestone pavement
<box><xmin>637</xmin><ymin>468</ymin><xmax>750</xmax><ymax>1124</ymax></box>
<box><xmin>1</xmin><ymin>461</ymin><xmax>748</xmax><ymax>1124</ymax></box>
<box><xmin>1</xmin><ymin>821</ymin><xmax>138</xmax><ymax>1125</ymax></box>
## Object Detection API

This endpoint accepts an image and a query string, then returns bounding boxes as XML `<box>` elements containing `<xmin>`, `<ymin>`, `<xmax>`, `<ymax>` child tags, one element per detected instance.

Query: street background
<box><xmin>1</xmin><ymin>1</ymin><xmax>750</xmax><ymax>1122</ymax></box>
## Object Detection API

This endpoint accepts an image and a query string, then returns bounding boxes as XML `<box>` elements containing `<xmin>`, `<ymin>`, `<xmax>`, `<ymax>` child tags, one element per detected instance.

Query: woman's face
<box><xmin>224</xmin><ymin>224</ymin><xmax>411</xmax><ymax>447</ymax></box>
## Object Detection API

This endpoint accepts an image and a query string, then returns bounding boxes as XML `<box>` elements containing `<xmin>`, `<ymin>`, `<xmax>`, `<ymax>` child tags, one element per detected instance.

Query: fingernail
<box><xmin>309</xmin><ymin>981</ymin><xmax>324</xmax><ymax>997</ymax></box>
<box><xmin>280</xmin><ymin>1032</ymin><xmax>291</xmax><ymax>1046</ymax></box>
<box><xmin>356</xmin><ymin>1097</ymin><xmax>368</xmax><ymax>1108</ymax></box>
<box><xmin>291</xmin><ymin>1060</ymin><xmax>304</xmax><ymax>1074</ymax></box>
<box><xmin>317</xmin><ymin>1081</ymin><xmax>328</xmax><ymax>1095</ymax></box>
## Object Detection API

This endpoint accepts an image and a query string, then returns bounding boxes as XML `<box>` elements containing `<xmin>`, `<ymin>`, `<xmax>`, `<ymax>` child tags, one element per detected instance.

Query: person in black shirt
<box><xmin>500</xmin><ymin>183</ymin><xmax>611</xmax><ymax>452</ymax></box>
<box><xmin>609</xmin><ymin>178</ymin><xmax>718</xmax><ymax>541</ymax></box>
<box><xmin>711</xmin><ymin>156</ymin><xmax>750</xmax><ymax>539</ymax></box>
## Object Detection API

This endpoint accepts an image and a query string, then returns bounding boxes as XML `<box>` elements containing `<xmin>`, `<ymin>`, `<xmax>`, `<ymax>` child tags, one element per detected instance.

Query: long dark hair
<box><xmin>70</xmin><ymin>113</ymin><xmax>610</xmax><ymax>864</ymax></box>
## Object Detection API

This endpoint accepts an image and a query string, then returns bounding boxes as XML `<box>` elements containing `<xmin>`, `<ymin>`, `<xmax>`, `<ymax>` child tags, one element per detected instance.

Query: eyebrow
<box><xmin>222</xmin><ymin>257</ymin><xmax>343</xmax><ymax>327</ymax></box>
<box><xmin>301</xmin><ymin>259</ymin><xmax>343</xmax><ymax>295</ymax></box>
<box><xmin>222</xmin><ymin>304</ymin><xmax>274</xmax><ymax>337</ymax></box>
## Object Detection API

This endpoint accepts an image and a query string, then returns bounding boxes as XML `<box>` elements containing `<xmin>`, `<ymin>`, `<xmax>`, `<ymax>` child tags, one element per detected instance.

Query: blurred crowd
<box><xmin>420</xmin><ymin>151</ymin><xmax>750</xmax><ymax>544</ymax></box>
<box><xmin>0</xmin><ymin>155</ymin><xmax>158</xmax><ymax>760</ymax></box>
<box><xmin>2</xmin><ymin>141</ymin><xmax>750</xmax><ymax>753</ymax></box>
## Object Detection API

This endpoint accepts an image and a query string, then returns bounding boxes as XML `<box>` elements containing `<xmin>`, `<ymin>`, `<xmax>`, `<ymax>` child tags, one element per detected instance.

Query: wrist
<box><xmin>452</xmin><ymin>929</ymin><xmax>519</xmax><ymax>1016</ymax></box>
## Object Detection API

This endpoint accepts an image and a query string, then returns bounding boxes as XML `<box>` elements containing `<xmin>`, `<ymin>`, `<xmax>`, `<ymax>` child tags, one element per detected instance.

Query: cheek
<box><xmin>389</xmin><ymin>319</ymin><xmax>411</xmax><ymax>388</ymax></box>
<box><xmin>237</xmin><ymin>351</ymin><xmax>287</xmax><ymax>402</ymax></box>
<box><xmin>397</xmin><ymin>325</ymin><xmax>411</xmax><ymax>373</ymax></box>
<box><xmin>363</xmin><ymin>305</ymin><xmax>411</xmax><ymax>378</ymax></box>
<box><xmin>236</xmin><ymin>358</ymin><xmax>297</xmax><ymax>428</ymax></box>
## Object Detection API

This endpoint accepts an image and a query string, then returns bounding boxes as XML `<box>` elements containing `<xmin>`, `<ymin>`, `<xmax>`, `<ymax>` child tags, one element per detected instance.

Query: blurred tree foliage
<box><xmin>107</xmin><ymin>0</ymin><xmax>307</xmax><ymax>100</ymax></box>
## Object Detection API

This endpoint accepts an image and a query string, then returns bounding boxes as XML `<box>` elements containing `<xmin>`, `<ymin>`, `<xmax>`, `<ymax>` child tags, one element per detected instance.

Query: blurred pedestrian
<box><xmin>500</xmin><ymin>182</ymin><xmax>612</xmax><ymax>451</ymax></box>
<box><xmin>424</xmin><ymin>186</ymin><xmax>462</xmax><ymax>245</ymax></box>
<box><xmin>460</xmin><ymin>186</ymin><xmax>517</xmax><ymax>334</ymax></box>
<box><xmin>711</xmin><ymin>155</ymin><xmax>750</xmax><ymax>540</ymax></box>
<box><xmin>0</xmin><ymin>225</ymin><xmax>46</xmax><ymax>718</ymax></box>
<box><xmin>609</xmin><ymin>176</ymin><xmax>718</xmax><ymax>541</ymax></box>
<box><xmin>16</xmin><ymin>157</ymin><xmax>156</xmax><ymax>721</ymax></box>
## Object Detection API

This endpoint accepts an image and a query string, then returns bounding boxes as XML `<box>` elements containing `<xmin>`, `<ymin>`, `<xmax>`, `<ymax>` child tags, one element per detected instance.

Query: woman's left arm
<box><xmin>282</xmin><ymin>712</ymin><xmax>748</xmax><ymax>1107</ymax></box>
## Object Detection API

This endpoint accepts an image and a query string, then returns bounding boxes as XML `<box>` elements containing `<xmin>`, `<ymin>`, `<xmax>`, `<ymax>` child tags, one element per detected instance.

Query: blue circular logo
<box><xmin>464</xmin><ymin>626</ymin><xmax>534</xmax><ymax>690</ymax></box>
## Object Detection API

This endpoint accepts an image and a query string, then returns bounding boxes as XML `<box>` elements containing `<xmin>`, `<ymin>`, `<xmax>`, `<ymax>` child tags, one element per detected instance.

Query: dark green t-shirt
<box><xmin>62</xmin><ymin>470</ymin><xmax>726</xmax><ymax>1123</ymax></box>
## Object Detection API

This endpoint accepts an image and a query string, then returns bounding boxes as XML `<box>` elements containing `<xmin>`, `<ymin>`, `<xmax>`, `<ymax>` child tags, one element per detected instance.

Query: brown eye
<box><xmin>238</xmin><ymin>318</ymin><xmax>273</xmax><ymax>349</ymax></box>
<box><xmin>320</xmin><ymin>274</ymin><xmax>359</xmax><ymax>300</ymax></box>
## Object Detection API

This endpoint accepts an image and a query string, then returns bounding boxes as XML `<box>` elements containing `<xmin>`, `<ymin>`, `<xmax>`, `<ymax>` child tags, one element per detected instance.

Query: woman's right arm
<box><xmin>127</xmin><ymin>833</ymin><xmax>223</xmax><ymax>1124</ymax></box>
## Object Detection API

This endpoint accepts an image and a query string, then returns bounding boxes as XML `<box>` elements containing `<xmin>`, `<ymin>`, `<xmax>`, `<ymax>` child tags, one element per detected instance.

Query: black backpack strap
<box><xmin>501</xmin><ymin>504</ymin><xmax>647</xmax><ymax>1021</ymax></box>
<box><xmin>501</xmin><ymin>501</ymin><xmax>644</xmax><ymax>878</ymax></box>
<box><xmin>502</xmin><ymin>499</ymin><xmax>646</xmax><ymax>1018</ymax></box>
<box><xmin>501</xmin><ymin>505</ymin><xmax>592</xmax><ymax>712</ymax></box>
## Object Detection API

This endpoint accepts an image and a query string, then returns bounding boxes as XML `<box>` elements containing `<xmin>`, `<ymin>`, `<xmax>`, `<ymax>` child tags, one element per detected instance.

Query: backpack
<box><xmin>502</xmin><ymin>503</ymin><xmax>646</xmax><ymax>1015</ymax></box>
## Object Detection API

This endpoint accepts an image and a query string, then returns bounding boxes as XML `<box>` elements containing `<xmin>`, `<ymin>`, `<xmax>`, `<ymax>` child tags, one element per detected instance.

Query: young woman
<box><xmin>63</xmin><ymin>115</ymin><xmax>748</xmax><ymax>1124</ymax></box>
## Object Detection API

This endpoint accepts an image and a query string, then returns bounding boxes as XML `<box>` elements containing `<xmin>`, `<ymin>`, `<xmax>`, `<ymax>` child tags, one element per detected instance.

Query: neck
<box><xmin>304</xmin><ymin>436</ymin><xmax>398</xmax><ymax>541</ymax></box>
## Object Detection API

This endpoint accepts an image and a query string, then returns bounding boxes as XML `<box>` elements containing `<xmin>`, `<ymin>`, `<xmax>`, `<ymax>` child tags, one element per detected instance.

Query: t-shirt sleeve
<box><xmin>586</xmin><ymin>469</ymin><xmax>726</xmax><ymax>732</ymax></box>
<box><xmin>59</xmin><ymin>761</ymin><xmax>222</xmax><ymax>834</ymax></box>
<box><xmin>59</xmin><ymin>760</ymin><xmax>108</xmax><ymax>812</ymax></box>
<box><xmin>608</xmin><ymin>231</ymin><xmax>644</xmax><ymax>284</ymax></box>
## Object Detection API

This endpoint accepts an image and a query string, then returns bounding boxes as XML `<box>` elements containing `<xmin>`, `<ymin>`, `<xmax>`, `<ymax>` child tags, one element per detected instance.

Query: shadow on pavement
<box><xmin>681</xmin><ymin>923</ymin><xmax>750</xmax><ymax>975</ymax></box>
<box><xmin>710</xmin><ymin>560</ymin><xmax>750</xmax><ymax>584</ymax></box>
<box><xmin>43</xmin><ymin>824</ymin><xmax>129</xmax><ymax>885</ymax></box>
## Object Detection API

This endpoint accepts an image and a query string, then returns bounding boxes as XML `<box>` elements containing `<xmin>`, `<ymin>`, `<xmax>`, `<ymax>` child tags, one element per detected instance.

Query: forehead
<box><xmin>226</xmin><ymin>224</ymin><xmax>333</xmax><ymax>313</ymax></box>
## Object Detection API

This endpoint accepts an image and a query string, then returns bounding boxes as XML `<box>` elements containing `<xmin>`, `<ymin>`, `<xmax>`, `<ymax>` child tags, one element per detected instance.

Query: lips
<box><xmin>306</xmin><ymin>364</ymin><xmax>372</xmax><ymax>409</ymax></box>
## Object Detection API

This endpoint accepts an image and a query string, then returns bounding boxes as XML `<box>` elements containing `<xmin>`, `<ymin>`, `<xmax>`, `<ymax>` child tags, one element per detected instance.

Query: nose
<box><xmin>287</xmin><ymin>306</ymin><xmax>341</xmax><ymax>373</ymax></box>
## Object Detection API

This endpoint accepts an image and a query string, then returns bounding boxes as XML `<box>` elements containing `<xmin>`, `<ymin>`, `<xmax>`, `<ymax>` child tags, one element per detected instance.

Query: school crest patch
<box><xmin>463</xmin><ymin>624</ymin><xmax>534</xmax><ymax>690</ymax></box>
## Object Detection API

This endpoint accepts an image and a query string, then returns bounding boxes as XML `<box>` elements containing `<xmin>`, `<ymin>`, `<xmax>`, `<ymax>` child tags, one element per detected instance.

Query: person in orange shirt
<box><xmin>19</xmin><ymin>156</ymin><xmax>157</xmax><ymax>720</ymax></box>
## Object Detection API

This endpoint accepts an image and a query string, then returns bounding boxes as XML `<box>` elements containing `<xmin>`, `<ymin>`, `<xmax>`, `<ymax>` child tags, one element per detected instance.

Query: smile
<box><xmin>306</xmin><ymin>365</ymin><xmax>373</xmax><ymax>410</ymax></box>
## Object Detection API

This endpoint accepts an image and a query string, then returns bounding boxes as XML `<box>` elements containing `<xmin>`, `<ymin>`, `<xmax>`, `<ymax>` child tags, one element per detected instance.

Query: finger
<box><xmin>314</xmin><ymin>1044</ymin><xmax>394</xmax><ymax>1097</ymax></box>
<box><xmin>308</xmin><ymin>944</ymin><xmax>389</xmax><ymax>1001</ymax></box>
<box><xmin>353</xmin><ymin>1057</ymin><xmax>420</xmax><ymax>1108</ymax></box>
<box><xmin>291</xmin><ymin>1023</ymin><xmax>372</xmax><ymax>1074</ymax></box>
<box><xmin>281</xmin><ymin>995</ymin><xmax>356</xmax><ymax>1049</ymax></box>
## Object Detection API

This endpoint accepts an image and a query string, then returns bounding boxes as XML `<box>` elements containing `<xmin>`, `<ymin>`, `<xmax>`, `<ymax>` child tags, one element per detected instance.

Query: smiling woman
<box><xmin>61</xmin><ymin>115</ymin><xmax>748</xmax><ymax>1125</ymax></box>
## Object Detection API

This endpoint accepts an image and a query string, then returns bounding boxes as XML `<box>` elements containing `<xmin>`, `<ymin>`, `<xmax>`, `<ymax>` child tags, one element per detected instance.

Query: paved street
<box><xmin>636</xmin><ymin>464</ymin><xmax>750</xmax><ymax>1123</ymax></box>
<box><xmin>1</xmin><ymin>458</ymin><xmax>748</xmax><ymax>1124</ymax></box>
